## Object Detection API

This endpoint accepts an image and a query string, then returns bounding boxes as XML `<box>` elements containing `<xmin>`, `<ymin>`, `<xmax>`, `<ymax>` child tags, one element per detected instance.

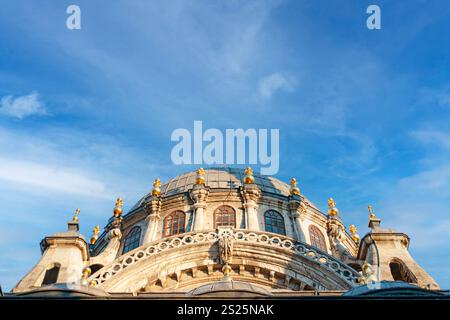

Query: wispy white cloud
<box><xmin>399</xmin><ymin>164</ymin><xmax>450</xmax><ymax>195</ymax></box>
<box><xmin>0</xmin><ymin>126</ymin><xmax>172</xmax><ymax>203</ymax></box>
<box><xmin>258</xmin><ymin>73</ymin><xmax>295</xmax><ymax>99</ymax></box>
<box><xmin>0</xmin><ymin>156</ymin><xmax>109</xmax><ymax>199</ymax></box>
<box><xmin>411</xmin><ymin>130</ymin><xmax>450</xmax><ymax>150</ymax></box>
<box><xmin>418</xmin><ymin>85</ymin><xmax>450</xmax><ymax>109</ymax></box>
<box><xmin>0</xmin><ymin>91</ymin><xmax>46</xmax><ymax>119</ymax></box>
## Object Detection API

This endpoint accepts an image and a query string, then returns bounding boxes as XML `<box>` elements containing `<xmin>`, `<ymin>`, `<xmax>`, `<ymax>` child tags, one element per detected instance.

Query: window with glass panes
<box><xmin>214</xmin><ymin>205</ymin><xmax>236</xmax><ymax>228</ymax></box>
<box><xmin>163</xmin><ymin>211</ymin><xmax>186</xmax><ymax>237</ymax></box>
<box><xmin>264</xmin><ymin>210</ymin><xmax>286</xmax><ymax>235</ymax></box>
<box><xmin>122</xmin><ymin>226</ymin><xmax>141</xmax><ymax>254</ymax></box>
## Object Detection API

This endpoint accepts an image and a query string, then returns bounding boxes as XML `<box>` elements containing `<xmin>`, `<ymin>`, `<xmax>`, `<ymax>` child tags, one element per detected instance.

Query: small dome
<box><xmin>343</xmin><ymin>281</ymin><xmax>445</xmax><ymax>297</ymax></box>
<box><xmin>188</xmin><ymin>279</ymin><xmax>272</xmax><ymax>297</ymax></box>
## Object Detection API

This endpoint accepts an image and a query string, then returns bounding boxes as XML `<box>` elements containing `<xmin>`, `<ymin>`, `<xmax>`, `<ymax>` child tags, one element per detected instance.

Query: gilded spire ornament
<box><xmin>368</xmin><ymin>204</ymin><xmax>375</xmax><ymax>220</ymax></box>
<box><xmin>243</xmin><ymin>167</ymin><xmax>255</xmax><ymax>184</ymax></box>
<box><xmin>72</xmin><ymin>208</ymin><xmax>80</xmax><ymax>223</ymax></box>
<box><xmin>290</xmin><ymin>178</ymin><xmax>300</xmax><ymax>196</ymax></box>
<box><xmin>327</xmin><ymin>198</ymin><xmax>339</xmax><ymax>217</ymax></box>
<box><xmin>195</xmin><ymin>167</ymin><xmax>206</xmax><ymax>185</ymax></box>
<box><xmin>349</xmin><ymin>224</ymin><xmax>360</xmax><ymax>243</ymax></box>
<box><xmin>90</xmin><ymin>225</ymin><xmax>100</xmax><ymax>245</ymax></box>
<box><xmin>113</xmin><ymin>197</ymin><xmax>123</xmax><ymax>217</ymax></box>
<box><xmin>152</xmin><ymin>178</ymin><xmax>161</xmax><ymax>196</ymax></box>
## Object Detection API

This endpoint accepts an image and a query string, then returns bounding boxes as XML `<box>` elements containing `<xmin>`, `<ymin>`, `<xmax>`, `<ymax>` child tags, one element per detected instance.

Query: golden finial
<box><xmin>72</xmin><ymin>208</ymin><xmax>80</xmax><ymax>223</ymax></box>
<box><xmin>195</xmin><ymin>167</ymin><xmax>206</xmax><ymax>185</ymax></box>
<box><xmin>327</xmin><ymin>198</ymin><xmax>339</xmax><ymax>217</ymax></box>
<box><xmin>290</xmin><ymin>178</ymin><xmax>300</xmax><ymax>196</ymax></box>
<box><xmin>243</xmin><ymin>167</ymin><xmax>254</xmax><ymax>184</ymax></box>
<box><xmin>80</xmin><ymin>267</ymin><xmax>92</xmax><ymax>286</ymax></box>
<box><xmin>349</xmin><ymin>224</ymin><xmax>360</xmax><ymax>243</ymax></box>
<box><xmin>222</xmin><ymin>264</ymin><xmax>232</xmax><ymax>278</ymax></box>
<box><xmin>113</xmin><ymin>197</ymin><xmax>123</xmax><ymax>217</ymax></box>
<box><xmin>90</xmin><ymin>225</ymin><xmax>100</xmax><ymax>245</ymax></box>
<box><xmin>368</xmin><ymin>204</ymin><xmax>375</xmax><ymax>220</ymax></box>
<box><xmin>152</xmin><ymin>178</ymin><xmax>161</xmax><ymax>196</ymax></box>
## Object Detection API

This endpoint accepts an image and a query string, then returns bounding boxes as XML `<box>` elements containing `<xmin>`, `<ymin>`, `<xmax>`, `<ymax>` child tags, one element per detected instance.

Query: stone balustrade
<box><xmin>89</xmin><ymin>229</ymin><xmax>360</xmax><ymax>287</ymax></box>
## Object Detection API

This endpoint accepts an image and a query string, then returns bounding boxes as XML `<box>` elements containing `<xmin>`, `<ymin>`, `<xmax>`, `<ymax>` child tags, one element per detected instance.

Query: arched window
<box><xmin>264</xmin><ymin>210</ymin><xmax>286</xmax><ymax>235</ymax></box>
<box><xmin>42</xmin><ymin>264</ymin><xmax>60</xmax><ymax>285</ymax></box>
<box><xmin>309</xmin><ymin>225</ymin><xmax>327</xmax><ymax>252</ymax></box>
<box><xmin>389</xmin><ymin>258</ymin><xmax>417</xmax><ymax>283</ymax></box>
<box><xmin>214</xmin><ymin>205</ymin><xmax>236</xmax><ymax>228</ymax></box>
<box><xmin>123</xmin><ymin>226</ymin><xmax>141</xmax><ymax>254</ymax></box>
<box><xmin>163</xmin><ymin>211</ymin><xmax>186</xmax><ymax>237</ymax></box>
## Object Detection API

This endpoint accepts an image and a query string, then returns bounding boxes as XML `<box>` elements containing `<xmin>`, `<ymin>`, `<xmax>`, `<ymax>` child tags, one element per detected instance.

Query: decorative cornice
<box><xmin>40</xmin><ymin>236</ymin><xmax>90</xmax><ymax>261</ymax></box>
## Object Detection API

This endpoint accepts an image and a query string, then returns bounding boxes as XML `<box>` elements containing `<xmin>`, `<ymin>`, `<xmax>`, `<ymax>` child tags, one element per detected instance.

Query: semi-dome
<box><xmin>188</xmin><ymin>279</ymin><xmax>272</xmax><ymax>297</ymax></box>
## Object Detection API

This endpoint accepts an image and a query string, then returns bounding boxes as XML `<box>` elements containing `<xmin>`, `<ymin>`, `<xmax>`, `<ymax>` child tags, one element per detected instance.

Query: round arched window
<box><xmin>163</xmin><ymin>211</ymin><xmax>186</xmax><ymax>237</ymax></box>
<box><xmin>264</xmin><ymin>210</ymin><xmax>286</xmax><ymax>235</ymax></box>
<box><xmin>214</xmin><ymin>205</ymin><xmax>236</xmax><ymax>228</ymax></box>
<box><xmin>122</xmin><ymin>226</ymin><xmax>141</xmax><ymax>254</ymax></box>
<box><xmin>308</xmin><ymin>225</ymin><xmax>327</xmax><ymax>252</ymax></box>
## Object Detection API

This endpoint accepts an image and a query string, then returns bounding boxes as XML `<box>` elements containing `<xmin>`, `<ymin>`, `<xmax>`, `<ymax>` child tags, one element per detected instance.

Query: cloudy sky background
<box><xmin>1</xmin><ymin>0</ymin><xmax>450</xmax><ymax>290</ymax></box>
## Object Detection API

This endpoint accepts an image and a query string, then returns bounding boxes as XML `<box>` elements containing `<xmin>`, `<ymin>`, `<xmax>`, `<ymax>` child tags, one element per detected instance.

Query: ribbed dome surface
<box><xmin>161</xmin><ymin>167</ymin><xmax>290</xmax><ymax>196</ymax></box>
<box><xmin>128</xmin><ymin>167</ymin><xmax>316</xmax><ymax>213</ymax></box>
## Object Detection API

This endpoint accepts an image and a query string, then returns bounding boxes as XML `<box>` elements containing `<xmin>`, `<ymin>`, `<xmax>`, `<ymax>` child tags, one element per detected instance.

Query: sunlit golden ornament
<box><xmin>222</xmin><ymin>264</ymin><xmax>232</xmax><ymax>277</ymax></box>
<box><xmin>90</xmin><ymin>225</ymin><xmax>100</xmax><ymax>245</ymax></box>
<box><xmin>195</xmin><ymin>167</ymin><xmax>206</xmax><ymax>185</ymax></box>
<box><xmin>290</xmin><ymin>178</ymin><xmax>301</xmax><ymax>196</ymax></box>
<box><xmin>113</xmin><ymin>197</ymin><xmax>123</xmax><ymax>217</ymax></box>
<box><xmin>327</xmin><ymin>198</ymin><xmax>339</xmax><ymax>217</ymax></box>
<box><xmin>80</xmin><ymin>267</ymin><xmax>92</xmax><ymax>286</ymax></box>
<box><xmin>152</xmin><ymin>178</ymin><xmax>161</xmax><ymax>196</ymax></box>
<box><xmin>243</xmin><ymin>167</ymin><xmax>254</xmax><ymax>184</ymax></box>
<box><xmin>72</xmin><ymin>208</ymin><xmax>80</xmax><ymax>223</ymax></box>
<box><xmin>368</xmin><ymin>204</ymin><xmax>375</xmax><ymax>220</ymax></box>
<box><xmin>349</xmin><ymin>224</ymin><xmax>360</xmax><ymax>243</ymax></box>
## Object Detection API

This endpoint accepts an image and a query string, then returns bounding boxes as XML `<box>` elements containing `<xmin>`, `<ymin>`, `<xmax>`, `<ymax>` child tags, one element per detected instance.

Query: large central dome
<box><xmin>160</xmin><ymin>167</ymin><xmax>290</xmax><ymax>196</ymax></box>
<box><xmin>129</xmin><ymin>167</ymin><xmax>319</xmax><ymax>213</ymax></box>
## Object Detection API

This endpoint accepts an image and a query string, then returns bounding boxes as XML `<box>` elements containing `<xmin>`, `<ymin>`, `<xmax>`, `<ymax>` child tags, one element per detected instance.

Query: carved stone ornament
<box><xmin>217</xmin><ymin>228</ymin><xmax>234</xmax><ymax>265</ymax></box>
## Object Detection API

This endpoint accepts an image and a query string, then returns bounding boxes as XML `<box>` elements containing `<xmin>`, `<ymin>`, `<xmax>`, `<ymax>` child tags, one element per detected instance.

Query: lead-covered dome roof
<box><xmin>162</xmin><ymin>167</ymin><xmax>290</xmax><ymax>196</ymax></box>
<box><xmin>128</xmin><ymin>167</ymin><xmax>318</xmax><ymax>213</ymax></box>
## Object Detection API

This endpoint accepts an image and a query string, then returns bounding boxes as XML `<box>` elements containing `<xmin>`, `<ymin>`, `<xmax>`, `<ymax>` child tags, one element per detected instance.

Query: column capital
<box><xmin>189</xmin><ymin>185</ymin><xmax>210</xmax><ymax>205</ymax></box>
<box><xmin>288</xmin><ymin>196</ymin><xmax>307</xmax><ymax>220</ymax></box>
<box><xmin>144</xmin><ymin>197</ymin><xmax>162</xmax><ymax>217</ymax></box>
<box><xmin>240</xmin><ymin>184</ymin><xmax>261</xmax><ymax>204</ymax></box>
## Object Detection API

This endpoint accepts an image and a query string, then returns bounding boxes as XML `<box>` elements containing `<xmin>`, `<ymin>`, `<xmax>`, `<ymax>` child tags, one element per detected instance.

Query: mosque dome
<box><xmin>127</xmin><ymin>167</ymin><xmax>319</xmax><ymax>214</ymax></box>
<box><xmin>84</xmin><ymin>166</ymin><xmax>361</xmax><ymax>294</ymax></box>
<box><xmin>12</xmin><ymin>166</ymin><xmax>441</xmax><ymax>297</ymax></box>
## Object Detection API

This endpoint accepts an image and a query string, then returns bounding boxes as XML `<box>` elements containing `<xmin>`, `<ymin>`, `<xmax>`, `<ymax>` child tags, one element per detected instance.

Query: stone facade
<box><xmin>10</xmin><ymin>167</ymin><xmax>440</xmax><ymax>297</ymax></box>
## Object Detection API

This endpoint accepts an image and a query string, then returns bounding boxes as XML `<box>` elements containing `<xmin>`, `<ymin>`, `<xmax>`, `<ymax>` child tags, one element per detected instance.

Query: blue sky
<box><xmin>1</xmin><ymin>0</ymin><xmax>450</xmax><ymax>291</ymax></box>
